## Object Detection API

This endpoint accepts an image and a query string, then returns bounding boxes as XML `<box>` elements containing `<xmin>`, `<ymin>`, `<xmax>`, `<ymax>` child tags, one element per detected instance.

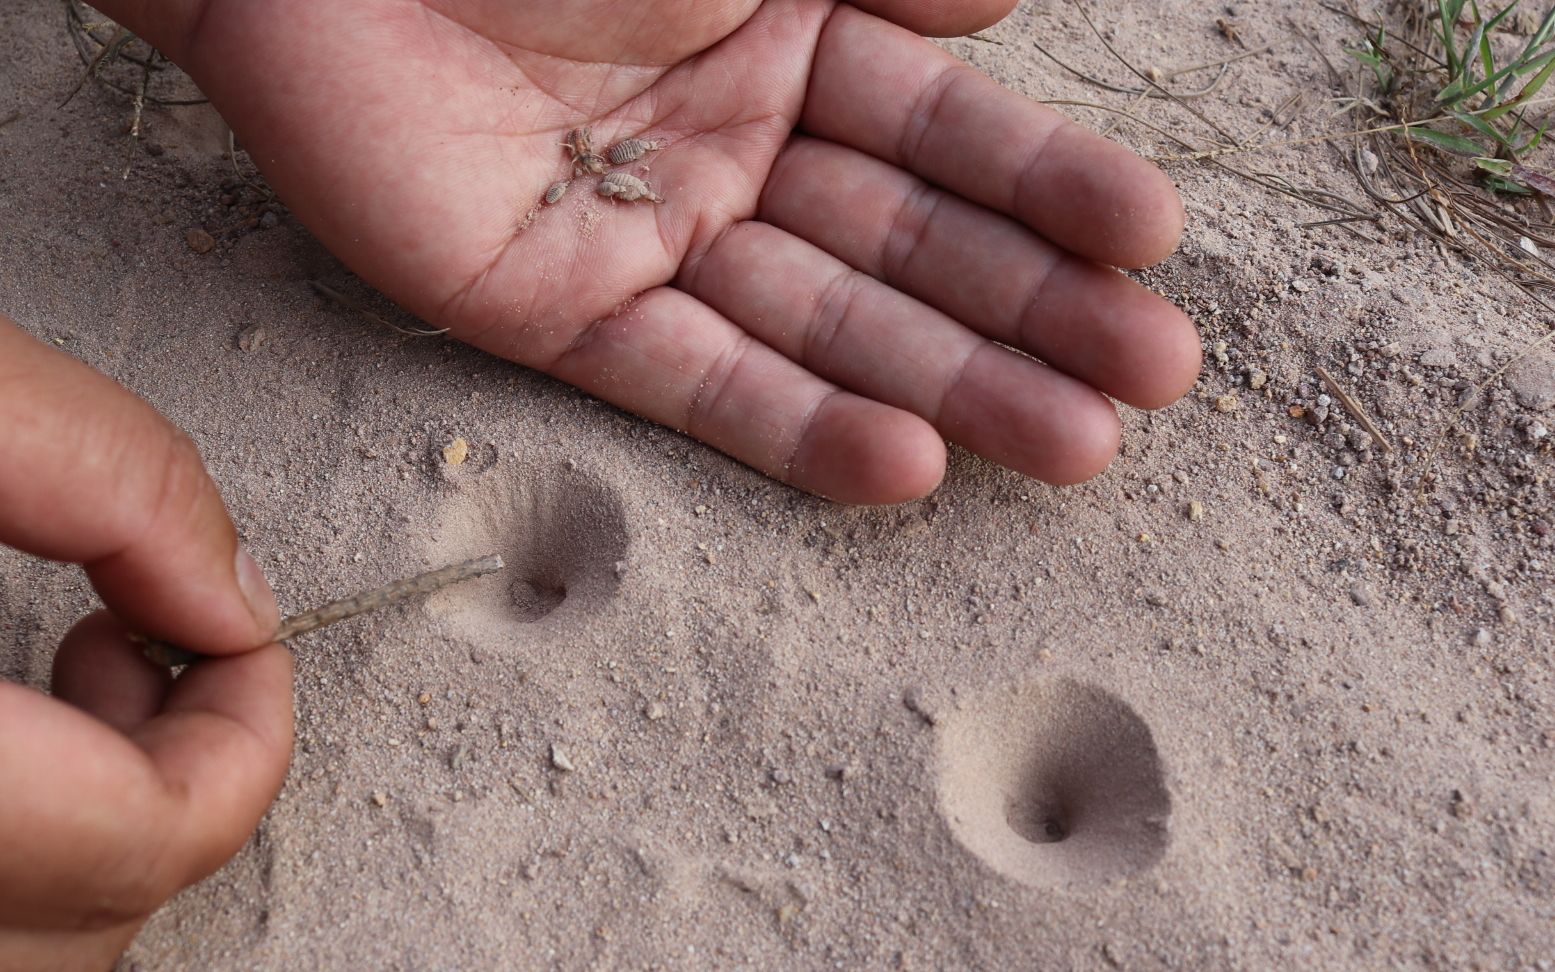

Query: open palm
<box><xmin>141</xmin><ymin>0</ymin><xmax>1200</xmax><ymax>503</ymax></box>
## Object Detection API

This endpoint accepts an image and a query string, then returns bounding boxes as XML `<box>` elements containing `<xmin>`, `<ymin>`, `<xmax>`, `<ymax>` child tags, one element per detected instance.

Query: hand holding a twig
<box><xmin>110</xmin><ymin>0</ymin><xmax>1199</xmax><ymax>502</ymax></box>
<box><xmin>0</xmin><ymin>317</ymin><xmax>292</xmax><ymax>969</ymax></box>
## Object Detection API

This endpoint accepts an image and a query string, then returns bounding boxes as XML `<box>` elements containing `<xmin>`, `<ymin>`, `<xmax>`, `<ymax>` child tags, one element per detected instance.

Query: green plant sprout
<box><xmin>1350</xmin><ymin>0</ymin><xmax>1555</xmax><ymax>193</ymax></box>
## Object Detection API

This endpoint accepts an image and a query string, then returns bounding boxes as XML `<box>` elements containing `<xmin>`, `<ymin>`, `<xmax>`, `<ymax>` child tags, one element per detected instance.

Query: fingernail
<box><xmin>235</xmin><ymin>546</ymin><xmax>280</xmax><ymax>635</ymax></box>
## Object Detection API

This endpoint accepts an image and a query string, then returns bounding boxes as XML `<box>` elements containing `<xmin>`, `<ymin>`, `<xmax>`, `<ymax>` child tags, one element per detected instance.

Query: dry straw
<box><xmin>139</xmin><ymin>555</ymin><xmax>505</xmax><ymax>668</ymax></box>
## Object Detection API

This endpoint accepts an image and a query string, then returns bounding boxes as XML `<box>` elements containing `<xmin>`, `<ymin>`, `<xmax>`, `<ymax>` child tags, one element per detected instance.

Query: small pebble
<box><xmin>237</xmin><ymin>325</ymin><xmax>268</xmax><ymax>353</ymax></box>
<box><xmin>442</xmin><ymin>437</ymin><xmax>469</xmax><ymax>466</ymax></box>
<box><xmin>371</xmin><ymin>791</ymin><xmax>388</xmax><ymax>807</ymax></box>
<box><xmin>1215</xmin><ymin>394</ymin><xmax>1239</xmax><ymax>413</ymax></box>
<box><xmin>644</xmin><ymin>702</ymin><xmax>666</xmax><ymax>721</ymax></box>
<box><xmin>184</xmin><ymin>228</ymin><xmax>216</xmax><ymax>254</ymax></box>
<box><xmin>550</xmin><ymin>743</ymin><xmax>576</xmax><ymax>772</ymax></box>
<box><xmin>1187</xmin><ymin>500</ymin><xmax>1205</xmax><ymax>522</ymax></box>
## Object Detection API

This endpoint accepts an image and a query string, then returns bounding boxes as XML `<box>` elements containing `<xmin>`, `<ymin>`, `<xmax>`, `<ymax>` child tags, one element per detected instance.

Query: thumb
<box><xmin>83</xmin><ymin>0</ymin><xmax>210</xmax><ymax>63</ymax></box>
<box><xmin>0</xmin><ymin>317</ymin><xmax>278</xmax><ymax>654</ymax></box>
<box><xmin>848</xmin><ymin>0</ymin><xmax>1018</xmax><ymax>36</ymax></box>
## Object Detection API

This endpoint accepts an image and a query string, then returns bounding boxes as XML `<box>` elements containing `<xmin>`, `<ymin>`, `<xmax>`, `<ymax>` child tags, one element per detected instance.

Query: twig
<box><xmin>61</xmin><ymin>1</ymin><xmax>208</xmax><ymax>107</ymax></box>
<box><xmin>139</xmin><ymin>555</ymin><xmax>506</xmax><ymax>668</ymax></box>
<box><xmin>1315</xmin><ymin>366</ymin><xmax>1394</xmax><ymax>454</ymax></box>
<box><xmin>0</xmin><ymin>111</ymin><xmax>18</xmax><ymax>131</ymax></box>
<box><xmin>122</xmin><ymin>50</ymin><xmax>152</xmax><ymax>180</ymax></box>
<box><xmin>1068</xmin><ymin>0</ymin><xmax>1243</xmax><ymax>145</ymax></box>
<box><xmin>308</xmin><ymin>280</ymin><xmax>450</xmax><ymax>337</ymax></box>
<box><xmin>60</xmin><ymin>23</ymin><xmax>129</xmax><ymax>108</ymax></box>
<box><xmin>1151</xmin><ymin>95</ymin><xmax>1555</xmax><ymax>161</ymax></box>
<box><xmin>1042</xmin><ymin>99</ymin><xmax>1374</xmax><ymax>219</ymax></box>
<box><xmin>228</xmin><ymin>128</ymin><xmax>274</xmax><ymax>198</ymax></box>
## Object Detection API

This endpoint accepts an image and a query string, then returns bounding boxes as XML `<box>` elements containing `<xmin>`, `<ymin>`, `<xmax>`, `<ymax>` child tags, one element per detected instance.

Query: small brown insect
<box><xmin>572</xmin><ymin>152</ymin><xmax>608</xmax><ymax>176</ymax></box>
<box><xmin>607</xmin><ymin>137</ymin><xmax>663</xmax><ymax>166</ymax></box>
<box><xmin>561</xmin><ymin>127</ymin><xmax>594</xmax><ymax>159</ymax></box>
<box><xmin>1215</xmin><ymin>17</ymin><xmax>1244</xmax><ymax>47</ymax></box>
<box><xmin>597</xmin><ymin>171</ymin><xmax>663</xmax><ymax>203</ymax></box>
<box><xmin>543</xmin><ymin>180</ymin><xmax>571</xmax><ymax>205</ymax></box>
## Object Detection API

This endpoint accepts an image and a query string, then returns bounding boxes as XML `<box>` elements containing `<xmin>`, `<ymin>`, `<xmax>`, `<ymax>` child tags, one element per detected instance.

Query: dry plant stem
<box><xmin>122</xmin><ymin>51</ymin><xmax>151</xmax><ymax>180</ymax></box>
<box><xmin>60</xmin><ymin>23</ymin><xmax>127</xmax><ymax>108</ymax></box>
<box><xmin>60</xmin><ymin>1</ymin><xmax>208</xmax><ymax>107</ymax></box>
<box><xmin>1068</xmin><ymin>0</ymin><xmax>1241</xmax><ymax>145</ymax></box>
<box><xmin>1043</xmin><ymin>99</ymin><xmax>1373</xmax><ymax>220</ymax></box>
<box><xmin>1315</xmin><ymin>366</ymin><xmax>1395</xmax><ymax>454</ymax></box>
<box><xmin>307</xmin><ymin>280</ymin><xmax>450</xmax><ymax>337</ymax></box>
<box><xmin>1150</xmin><ymin>95</ymin><xmax>1555</xmax><ymax>162</ymax></box>
<box><xmin>1035</xmin><ymin>42</ymin><xmax>1260</xmax><ymax>101</ymax></box>
<box><xmin>140</xmin><ymin>555</ymin><xmax>506</xmax><ymax>668</ymax></box>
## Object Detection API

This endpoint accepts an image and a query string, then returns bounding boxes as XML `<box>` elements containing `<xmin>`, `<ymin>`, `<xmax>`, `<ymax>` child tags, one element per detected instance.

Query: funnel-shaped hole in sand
<box><xmin>937</xmin><ymin>678</ymin><xmax>1170</xmax><ymax>890</ymax></box>
<box><xmin>425</xmin><ymin>468</ymin><xmax>627</xmax><ymax>630</ymax></box>
<box><xmin>510</xmin><ymin>574</ymin><xmax>569</xmax><ymax>622</ymax></box>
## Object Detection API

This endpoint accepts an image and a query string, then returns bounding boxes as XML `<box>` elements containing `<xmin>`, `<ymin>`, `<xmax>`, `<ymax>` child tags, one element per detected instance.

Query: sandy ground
<box><xmin>3</xmin><ymin>1</ymin><xmax>1554</xmax><ymax>969</ymax></box>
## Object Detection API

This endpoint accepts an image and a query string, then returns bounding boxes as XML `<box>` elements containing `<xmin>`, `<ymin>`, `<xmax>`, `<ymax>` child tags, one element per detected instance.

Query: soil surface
<box><xmin>2</xmin><ymin>1</ymin><xmax>1553</xmax><ymax>969</ymax></box>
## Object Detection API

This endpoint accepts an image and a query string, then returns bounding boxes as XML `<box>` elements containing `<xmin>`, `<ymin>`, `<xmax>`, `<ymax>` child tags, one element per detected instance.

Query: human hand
<box><xmin>0</xmin><ymin>317</ymin><xmax>292</xmax><ymax>971</ymax></box>
<box><xmin>112</xmin><ymin>0</ymin><xmax>1199</xmax><ymax>503</ymax></box>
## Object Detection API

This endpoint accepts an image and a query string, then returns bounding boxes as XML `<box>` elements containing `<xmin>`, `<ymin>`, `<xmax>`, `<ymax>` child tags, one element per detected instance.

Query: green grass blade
<box><xmin>1450</xmin><ymin>108</ymin><xmax>1509</xmax><ymax>147</ymax></box>
<box><xmin>1439</xmin><ymin>0</ymin><xmax>1466</xmax><ymax>78</ymax></box>
<box><xmin>1515</xmin><ymin>120</ymin><xmax>1548</xmax><ymax>154</ymax></box>
<box><xmin>1445</xmin><ymin>46</ymin><xmax>1555</xmax><ymax>104</ymax></box>
<box><xmin>1484</xmin><ymin>53</ymin><xmax>1555</xmax><ymax>120</ymax></box>
<box><xmin>1473</xmin><ymin>156</ymin><xmax>1514</xmax><ymax>176</ymax></box>
<box><xmin>1499</xmin><ymin>6</ymin><xmax>1555</xmax><ymax>99</ymax></box>
<box><xmin>1406</xmin><ymin>125</ymin><xmax>1489</xmax><ymax>155</ymax></box>
<box><xmin>1485</xmin><ymin>175</ymin><xmax>1534</xmax><ymax>192</ymax></box>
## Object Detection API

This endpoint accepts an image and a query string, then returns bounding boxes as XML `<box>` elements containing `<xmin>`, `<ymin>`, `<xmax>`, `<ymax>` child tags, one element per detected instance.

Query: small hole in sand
<box><xmin>510</xmin><ymin>575</ymin><xmax>568</xmax><ymax>622</ymax></box>
<box><xmin>1005</xmin><ymin>796</ymin><xmax>1070</xmax><ymax>844</ymax></box>
<box><xmin>938</xmin><ymin>678</ymin><xmax>1170</xmax><ymax>890</ymax></box>
<box><xmin>424</xmin><ymin>467</ymin><xmax>628</xmax><ymax>637</ymax></box>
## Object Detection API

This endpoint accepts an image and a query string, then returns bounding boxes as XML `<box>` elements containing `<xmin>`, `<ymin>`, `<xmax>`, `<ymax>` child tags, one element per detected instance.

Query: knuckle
<box><xmin>75</xmin><ymin>809</ymin><xmax>184</xmax><ymax>927</ymax></box>
<box><xmin>143</xmin><ymin>425</ymin><xmax>220</xmax><ymax>532</ymax></box>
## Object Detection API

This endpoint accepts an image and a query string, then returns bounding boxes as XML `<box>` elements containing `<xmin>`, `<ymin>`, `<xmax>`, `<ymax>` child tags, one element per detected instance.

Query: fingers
<box><xmin>0</xmin><ymin>318</ymin><xmax>278</xmax><ymax>654</ymax></box>
<box><xmin>680</xmin><ymin>222</ymin><xmax>1122</xmax><ymax>484</ymax></box>
<box><xmin>538</xmin><ymin>288</ymin><xmax>946</xmax><ymax>503</ymax></box>
<box><xmin>846</xmin><ymin>0</ymin><xmax>1018</xmax><ymax>37</ymax></box>
<box><xmin>131</xmin><ymin>642</ymin><xmax>293</xmax><ymax>884</ymax></box>
<box><xmin>803</xmin><ymin>6</ymin><xmax>1184</xmax><ymax>269</ymax></box>
<box><xmin>761</xmin><ymin>138</ymin><xmax>1201</xmax><ymax>409</ymax></box>
<box><xmin>52</xmin><ymin>613</ymin><xmax>173</xmax><ymax>735</ymax></box>
<box><xmin>0</xmin><ymin>631</ymin><xmax>292</xmax><ymax>928</ymax></box>
<box><xmin>82</xmin><ymin>1</ymin><xmax>207</xmax><ymax>62</ymax></box>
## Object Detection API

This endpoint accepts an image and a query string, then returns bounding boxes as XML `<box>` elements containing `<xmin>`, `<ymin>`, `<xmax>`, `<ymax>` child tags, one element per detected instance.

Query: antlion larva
<box><xmin>543</xmin><ymin>180</ymin><xmax>570</xmax><ymax>205</ymax></box>
<box><xmin>597</xmin><ymin>171</ymin><xmax>663</xmax><ymax>203</ymax></box>
<box><xmin>607</xmin><ymin>137</ymin><xmax>663</xmax><ymax>166</ymax></box>
<box><xmin>560</xmin><ymin>127</ymin><xmax>593</xmax><ymax>159</ymax></box>
<box><xmin>572</xmin><ymin>152</ymin><xmax>607</xmax><ymax>177</ymax></box>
